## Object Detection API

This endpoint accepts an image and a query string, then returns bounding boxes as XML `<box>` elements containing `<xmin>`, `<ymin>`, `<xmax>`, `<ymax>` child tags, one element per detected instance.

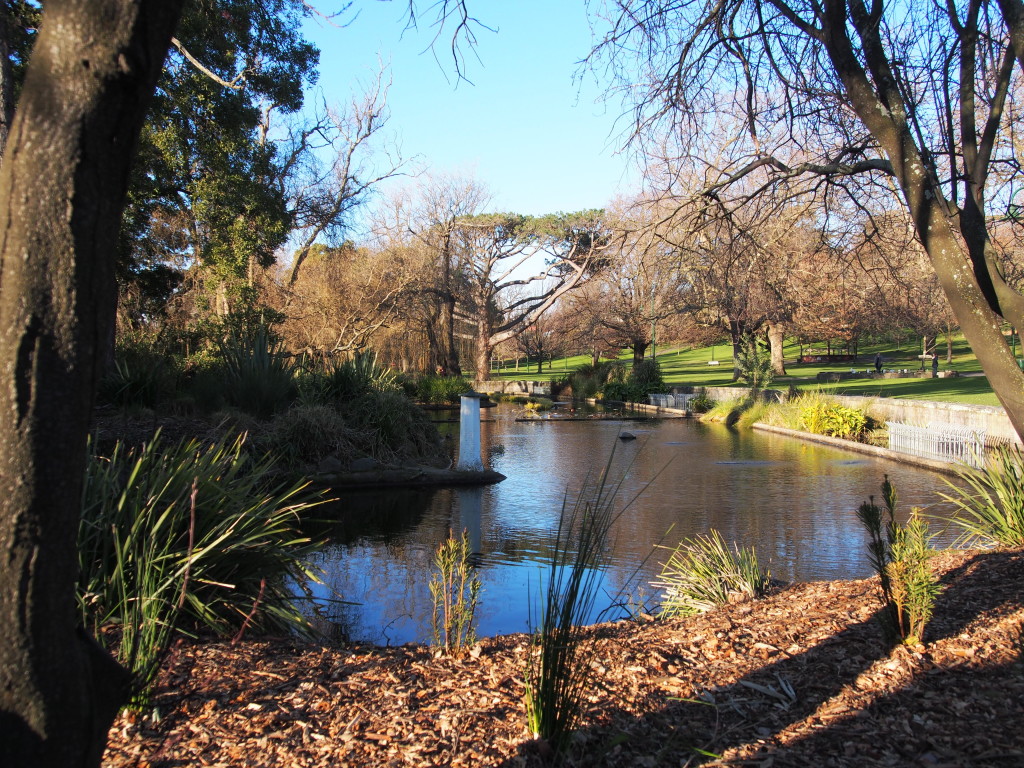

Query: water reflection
<box><xmin>304</xmin><ymin>405</ymin><xmax>957</xmax><ymax>645</ymax></box>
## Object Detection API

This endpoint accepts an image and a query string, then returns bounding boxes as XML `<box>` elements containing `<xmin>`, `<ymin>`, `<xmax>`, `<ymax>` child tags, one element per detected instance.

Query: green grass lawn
<box><xmin>489</xmin><ymin>333</ymin><xmax>1009</xmax><ymax>407</ymax></box>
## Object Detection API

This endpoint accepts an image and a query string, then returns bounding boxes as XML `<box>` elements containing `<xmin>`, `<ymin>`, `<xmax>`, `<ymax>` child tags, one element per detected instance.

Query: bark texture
<box><xmin>0</xmin><ymin>2</ymin><xmax>182</xmax><ymax>766</ymax></box>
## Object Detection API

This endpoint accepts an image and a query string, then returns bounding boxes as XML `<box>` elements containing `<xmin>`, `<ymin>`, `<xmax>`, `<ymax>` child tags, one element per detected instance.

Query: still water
<box><xmin>303</xmin><ymin>406</ymin><xmax>957</xmax><ymax>645</ymax></box>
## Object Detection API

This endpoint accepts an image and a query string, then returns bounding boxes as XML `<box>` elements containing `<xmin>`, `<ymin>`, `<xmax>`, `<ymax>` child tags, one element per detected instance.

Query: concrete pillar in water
<box><xmin>457</xmin><ymin>392</ymin><xmax>485</xmax><ymax>471</ymax></box>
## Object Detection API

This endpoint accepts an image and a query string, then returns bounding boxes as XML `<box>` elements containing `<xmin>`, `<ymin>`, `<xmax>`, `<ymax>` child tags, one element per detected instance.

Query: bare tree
<box><xmin>269</xmin><ymin>65</ymin><xmax>406</xmax><ymax>287</ymax></box>
<box><xmin>591</xmin><ymin>0</ymin><xmax>1024</xmax><ymax>436</ymax></box>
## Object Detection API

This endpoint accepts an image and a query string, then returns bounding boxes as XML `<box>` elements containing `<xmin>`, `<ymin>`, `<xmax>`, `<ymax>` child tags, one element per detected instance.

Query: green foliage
<box><xmin>524</xmin><ymin>458</ymin><xmax>626</xmax><ymax>753</ymax></box>
<box><xmin>78</xmin><ymin>432</ymin><xmax>325</xmax><ymax>706</ymax></box>
<box><xmin>737</xmin><ymin>332</ymin><xmax>774</xmax><ymax>390</ymax></box>
<box><xmin>688</xmin><ymin>390</ymin><xmax>717</xmax><ymax>413</ymax></box>
<box><xmin>798</xmin><ymin>396</ymin><xmax>868</xmax><ymax>440</ymax></box>
<box><xmin>653</xmin><ymin>530</ymin><xmax>771</xmax><ymax>618</ymax></box>
<box><xmin>416</xmin><ymin>374</ymin><xmax>472</xmax><ymax>404</ymax></box>
<box><xmin>340</xmin><ymin>390</ymin><xmax>445</xmax><ymax>464</ymax></box>
<box><xmin>219</xmin><ymin>323</ymin><xmax>296</xmax><ymax>418</ymax></box>
<box><xmin>524</xmin><ymin>397</ymin><xmax>555</xmax><ymax>411</ymax></box>
<box><xmin>567</xmin><ymin>361</ymin><xmax>617</xmax><ymax>399</ymax></box>
<box><xmin>428</xmin><ymin>531</ymin><xmax>482</xmax><ymax>655</ymax></box>
<box><xmin>121</xmin><ymin>0</ymin><xmax>318</xmax><ymax>304</ymax></box>
<box><xmin>856</xmin><ymin>477</ymin><xmax>941</xmax><ymax>646</ymax></box>
<box><xmin>630</xmin><ymin>358</ymin><xmax>665</xmax><ymax>394</ymax></box>
<box><xmin>942</xmin><ymin>445</ymin><xmax>1024</xmax><ymax>548</ymax></box>
<box><xmin>260</xmin><ymin>404</ymin><xmax>358</xmax><ymax>470</ymax></box>
<box><xmin>99</xmin><ymin>339</ymin><xmax>175</xmax><ymax>408</ymax></box>
<box><xmin>298</xmin><ymin>351</ymin><xmax>399</xmax><ymax>405</ymax></box>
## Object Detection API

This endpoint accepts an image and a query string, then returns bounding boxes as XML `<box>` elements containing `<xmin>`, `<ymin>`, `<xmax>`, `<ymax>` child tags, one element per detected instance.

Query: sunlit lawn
<box><xmin>489</xmin><ymin>333</ymin><xmax>1009</xmax><ymax>407</ymax></box>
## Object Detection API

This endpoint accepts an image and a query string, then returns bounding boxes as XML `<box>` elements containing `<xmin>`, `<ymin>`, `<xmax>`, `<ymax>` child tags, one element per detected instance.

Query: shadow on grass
<box><xmin>501</xmin><ymin>550</ymin><xmax>1023</xmax><ymax>767</ymax></box>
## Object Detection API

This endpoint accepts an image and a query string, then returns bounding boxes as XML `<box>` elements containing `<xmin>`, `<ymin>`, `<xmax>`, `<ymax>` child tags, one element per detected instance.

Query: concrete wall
<box><xmin>836</xmin><ymin>396</ymin><xmax>1019</xmax><ymax>445</ymax></box>
<box><xmin>476</xmin><ymin>379</ymin><xmax>552</xmax><ymax>396</ymax></box>
<box><xmin>673</xmin><ymin>384</ymin><xmax>1020</xmax><ymax>446</ymax></box>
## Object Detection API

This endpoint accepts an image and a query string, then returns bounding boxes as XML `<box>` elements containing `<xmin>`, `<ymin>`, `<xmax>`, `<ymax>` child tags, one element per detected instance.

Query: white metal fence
<box><xmin>648</xmin><ymin>393</ymin><xmax>697</xmax><ymax>409</ymax></box>
<box><xmin>886</xmin><ymin>421</ymin><xmax>986</xmax><ymax>469</ymax></box>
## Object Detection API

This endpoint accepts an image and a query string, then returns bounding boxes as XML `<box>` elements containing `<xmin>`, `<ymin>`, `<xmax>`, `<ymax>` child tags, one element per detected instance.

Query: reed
<box><xmin>523</xmin><ymin>452</ymin><xmax>636</xmax><ymax>754</ymax></box>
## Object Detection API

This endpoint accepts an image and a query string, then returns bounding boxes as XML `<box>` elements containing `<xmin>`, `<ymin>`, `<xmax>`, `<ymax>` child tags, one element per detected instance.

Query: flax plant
<box><xmin>428</xmin><ymin>530</ymin><xmax>482</xmax><ymax>655</ymax></box>
<box><xmin>653</xmin><ymin>529</ymin><xmax>771</xmax><ymax>618</ymax></box>
<box><xmin>941</xmin><ymin>444</ymin><xmax>1024</xmax><ymax>548</ymax></box>
<box><xmin>857</xmin><ymin>476</ymin><xmax>941</xmax><ymax>646</ymax></box>
<box><xmin>78</xmin><ymin>432</ymin><xmax>326</xmax><ymax>706</ymax></box>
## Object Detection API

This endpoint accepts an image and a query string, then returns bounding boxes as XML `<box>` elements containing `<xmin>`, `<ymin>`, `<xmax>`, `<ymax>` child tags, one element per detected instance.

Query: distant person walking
<box><xmin>932</xmin><ymin>352</ymin><xmax>939</xmax><ymax>378</ymax></box>
<box><xmin>874</xmin><ymin>353</ymin><xmax>882</xmax><ymax>374</ymax></box>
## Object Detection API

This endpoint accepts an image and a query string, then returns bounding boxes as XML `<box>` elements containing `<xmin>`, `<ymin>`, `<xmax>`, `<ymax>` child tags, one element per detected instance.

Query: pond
<box><xmin>302</xmin><ymin>405</ymin><xmax>959</xmax><ymax>646</ymax></box>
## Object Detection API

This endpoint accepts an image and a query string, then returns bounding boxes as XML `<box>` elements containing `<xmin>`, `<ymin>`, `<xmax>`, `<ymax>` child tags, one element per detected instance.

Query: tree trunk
<box><xmin>440</xmin><ymin>296</ymin><xmax>460</xmax><ymax>375</ymax></box>
<box><xmin>474</xmin><ymin>316</ymin><xmax>491</xmax><ymax>383</ymax></box>
<box><xmin>632</xmin><ymin>340</ymin><xmax>649</xmax><ymax>368</ymax></box>
<box><xmin>767</xmin><ymin>321</ymin><xmax>787</xmax><ymax>376</ymax></box>
<box><xmin>0</xmin><ymin>3</ymin><xmax>183</xmax><ymax>767</ymax></box>
<box><xmin>728</xmin><ymin>319</ymin><xmax>745</xmax><ymax>381</ymax></box>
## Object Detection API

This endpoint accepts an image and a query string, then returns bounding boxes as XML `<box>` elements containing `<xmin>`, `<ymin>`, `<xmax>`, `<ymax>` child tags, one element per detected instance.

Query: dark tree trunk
<box><xmin>728</xmin><ymin>318</ymin><xmax>745</xmax><ymax>381</ymax></box>
<box><xmin>440</xmin><ymin>295</ymin><xmax>461</xmax><ymax>376</ymax></box>
<box><xmin>631</xmin><ymin>340</ymin><xmax>648</xmax><ymax>368</ymax></box>
<box><xmin>0</xmin><ymin>3</ymin><xmax>183</xmax><ymax>766</ymax></box>
<box><xmin>0</xmin><ymin>6</ymin><xmax>15</xmax><ymax>161</ymax></box>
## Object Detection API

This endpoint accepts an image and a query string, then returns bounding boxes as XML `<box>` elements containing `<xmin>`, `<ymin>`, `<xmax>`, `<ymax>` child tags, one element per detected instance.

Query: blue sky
<box><xmin>302</xmin><ymin>1</ymin><xmax>638</xmax><ymax>218</ymax></box>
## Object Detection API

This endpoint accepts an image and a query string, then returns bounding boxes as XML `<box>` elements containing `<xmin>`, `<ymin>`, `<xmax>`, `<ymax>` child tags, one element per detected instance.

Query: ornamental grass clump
<box><xmin>857</xmin><ymin>476</ymin><xmax>941</xmax><ymax>646</ymax></box>
<box><xmin>653</xmin><ymin>529</ymin><xmax>771</xmax><ymax>618</ymax></box>
<box><xmin>78</xmin><ymin>432</ymin><xmax>326</xmax><ymax>707</ymax></box>
<box><xmin>524</xmin><ymin>457</ymin><xmax>634</xmax><ymax>754</ymax></box>
<box><xmin>941</xmin><ymin>444</ymin><xmax>1024</xmax><ymax>548</ymax></box>
<box><xmin>428</xmin><ymin>530</ymin><xmax>482</xmax><ymax>655</ymax></box>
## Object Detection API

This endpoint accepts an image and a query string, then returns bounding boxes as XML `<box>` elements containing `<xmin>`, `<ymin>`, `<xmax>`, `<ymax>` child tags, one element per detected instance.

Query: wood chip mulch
<box><xmin>103</xmin><ymin>548</ymin><xmax>1024</xmax><ymax>767</ymax></box>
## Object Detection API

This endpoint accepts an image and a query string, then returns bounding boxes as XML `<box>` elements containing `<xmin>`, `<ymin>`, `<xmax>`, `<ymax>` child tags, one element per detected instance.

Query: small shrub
<box><xmin>99</xmin><ymin>342</ymin><xmax>175</xmax><ymax>408</ymax></box>
<box><xmin>298</xmin><ymin>351</ymin><xmax>397</xmax><ymax>404</ymax></box>
<box><xmin>417</xmin><ymin>375</ymin><xmax>472</xmax><ymax>405</ymax></box>
<box><xmin>524</xmin><ymin>459</ymin><xmax>629</xmax><ymax>753</ymax></box>
<box><xmin>630</xmin><ymin>358</ymin><xmax>665</xmax><ymax>395</ymax></box>
<box><xmin>260</xmin><ymin>404</ymin><xmax>359</xmax><ymax>470</ymax></box>
<box><xmin>737</xmin><ymin>332</ymin><xmax>774</xmax><ymax>390</ymax></box>
<box><xmin>428</xmin><ymin>530</ymin><xmax>482</xmax><ymax>655</ymax></box>
<box><xmin>524</xmin><ymin>397</ymin><xmax>554</xmax><ymax>411</ymax></box>
<box><xmin>857</xmin><ymin>476</ymin><xmax>941</xmax><ymax>646</ymax></box>
<box><xmin>688</xmin><ymin>390</ymin><xmax>716</xmax><ymax>413</ymax></box>
<box><xmin>653</xmin><ymin>530</ymin><xmax>771</xmax><ymax>618</ymax></box>
<box><xmin>941</xmin><ymin>444</ymin><xmax>1024</xmax><ymax>548</ymax></box>
<box><xmin>799</xmin><ymin>398</ymin><xmax>868</xmax><ymax>440</ymax></box>
<box><xmin>340</xmin><ymin>390</ymin><xmax>446</xmax><ymax>464</ymax></box>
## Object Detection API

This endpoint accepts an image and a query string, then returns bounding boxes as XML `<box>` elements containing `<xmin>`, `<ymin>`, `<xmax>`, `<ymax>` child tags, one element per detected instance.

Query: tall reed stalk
<box><xmin>524</xmin><ymin>451</ymin><xmax>638</xmax><ymax>754</ymax></box>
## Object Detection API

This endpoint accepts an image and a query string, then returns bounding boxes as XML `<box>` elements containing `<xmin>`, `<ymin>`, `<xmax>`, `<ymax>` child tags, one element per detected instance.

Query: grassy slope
<box><xmin>490</xmin><ymin>334</ymin><xmax>1008</xmax><ymax>407</ymax></box>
